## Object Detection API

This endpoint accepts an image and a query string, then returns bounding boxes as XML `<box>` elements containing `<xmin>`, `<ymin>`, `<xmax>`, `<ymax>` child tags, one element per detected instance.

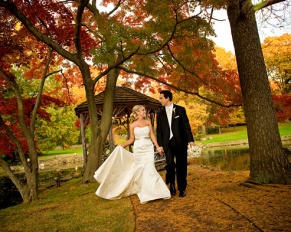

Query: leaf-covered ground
<box><xmin>131</xmin><ymin>160</ymin><xmax>291</xmax><ymax>232</ymax></box>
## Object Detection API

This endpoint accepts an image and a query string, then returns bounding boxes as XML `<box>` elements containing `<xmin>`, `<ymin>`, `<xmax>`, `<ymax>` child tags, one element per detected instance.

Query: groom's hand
<box><xmin>188</xmin><ymin>142</ymin><xmax>195</xmax><ymax>148</ymax></box>
<box><xmin>157</xmin><ymin>146</ymin><xmax>161</xmax><ymax>154</ymax></box>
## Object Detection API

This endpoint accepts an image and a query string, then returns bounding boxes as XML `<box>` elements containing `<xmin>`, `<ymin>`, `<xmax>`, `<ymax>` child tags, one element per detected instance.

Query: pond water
<box><xmin>196</xmin><ymin>147</ymin><xmax>250</xmax><ymax>171</ymax></box>
<box><xmin>195</xmin><ymin>143</ymin><xmax>291</xmax><ymax>171</ymax></box>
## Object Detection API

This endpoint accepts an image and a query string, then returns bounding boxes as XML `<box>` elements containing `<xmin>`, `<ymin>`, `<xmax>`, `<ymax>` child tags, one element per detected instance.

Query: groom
<box><xmin>156</xmin><ymin>90</ymin><xmax>194</xmax><ymax>197</ymax></box>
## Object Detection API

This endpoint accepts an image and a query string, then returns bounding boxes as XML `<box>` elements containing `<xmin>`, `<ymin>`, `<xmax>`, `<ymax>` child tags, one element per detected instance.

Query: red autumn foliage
<box><xmin>0</xmin><ymin>123</ymin><xmax>28</xmax><ymax>157</ymax></box>
<box><xmin>0</xmin><ymin>92</ymin><xmax>66</xmax><ymax>156</ymax></box>
<box><xmin>272</xmin><ymin>94</ymin><xmax>291</xmax><ymax>122</ymax></box>
<box><xmin>14</xmin><ymin>0</ymin><xmax>96</xmax><ymax>55</ymax></box>
<box><xmin>203</xmin><ymin>70</ymin><xmax>243</xmax><ymax>106</ymax></box>
<box><xmin>74</xmin><ymin>118</ymin><xmax>81</xmax><ymax>130</ymax></box>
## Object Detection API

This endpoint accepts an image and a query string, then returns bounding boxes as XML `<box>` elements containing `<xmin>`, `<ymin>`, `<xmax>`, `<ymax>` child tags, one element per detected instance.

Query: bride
<box><xmin>94</xmin><ymin>105</ymin><xmax>171</xmax><ymax>204</ymax></box>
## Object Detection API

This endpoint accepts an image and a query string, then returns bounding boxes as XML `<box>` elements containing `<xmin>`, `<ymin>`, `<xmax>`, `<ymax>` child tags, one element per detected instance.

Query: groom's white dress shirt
<box><xmin>165</xmin><ymin>104</ymin><xmax>173</xmax><ymax>139</ymax></box>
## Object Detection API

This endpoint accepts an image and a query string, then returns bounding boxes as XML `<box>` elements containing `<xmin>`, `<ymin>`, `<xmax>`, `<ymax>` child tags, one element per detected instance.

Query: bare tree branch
<box><xmin>106</xmin><ymin>0</ymin><xmax>125</xmax><ymax>16</ymax></box>
<box><xmin>254</xmin><ymin>0</ymin><xmax>287</xmax><ymax>11</ymax></box>
<box><xmin>30</xmin><ymin>48</ymin><xmax>53</xmax><ymax>134</ymax></box>
<box><xmin>74</xmin><ymin>0</ymin><xmax>89</xmax><ymax>57</ymax></box>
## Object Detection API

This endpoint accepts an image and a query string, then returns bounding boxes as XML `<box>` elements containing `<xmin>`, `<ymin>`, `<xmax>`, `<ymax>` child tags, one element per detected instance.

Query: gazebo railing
<box><xmin>154</xmin><ymin>151</ymin><xmax>166</xmax><ymax>171</ymax></box>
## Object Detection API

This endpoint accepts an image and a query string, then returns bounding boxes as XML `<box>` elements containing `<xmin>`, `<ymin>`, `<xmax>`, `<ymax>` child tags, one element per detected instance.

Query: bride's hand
<box><xmin>157</xmin><ymin>146</ymin><xmax>163</xmax><ymax>154</ymax></box>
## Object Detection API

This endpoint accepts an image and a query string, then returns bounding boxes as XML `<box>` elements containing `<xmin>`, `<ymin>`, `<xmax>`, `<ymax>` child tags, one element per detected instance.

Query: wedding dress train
<box><xmin>94</xmin><ymin>126</ymin><xmax>171</xmax><ymax>204</ymax></box>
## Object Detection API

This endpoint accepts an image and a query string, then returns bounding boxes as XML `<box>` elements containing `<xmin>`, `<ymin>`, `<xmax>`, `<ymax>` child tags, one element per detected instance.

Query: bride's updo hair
<box><xmin>130</xmin><ymin>105</ymin><xmax>145</xmax><ymax>122</ymax></box>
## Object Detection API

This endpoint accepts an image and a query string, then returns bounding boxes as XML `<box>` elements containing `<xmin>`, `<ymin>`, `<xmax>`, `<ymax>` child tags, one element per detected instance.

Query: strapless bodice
<box><xmin>134</xmin><ymin>126</ymin><xmax>150</xmax><ymax>140</ymax></box>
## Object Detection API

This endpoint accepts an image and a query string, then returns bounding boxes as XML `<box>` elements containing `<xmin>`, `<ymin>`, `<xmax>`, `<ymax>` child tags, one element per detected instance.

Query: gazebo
<box><xmin>74</xmin><ymin>86</ymin><xmax>163</xmax><ymax>166</ymax></box>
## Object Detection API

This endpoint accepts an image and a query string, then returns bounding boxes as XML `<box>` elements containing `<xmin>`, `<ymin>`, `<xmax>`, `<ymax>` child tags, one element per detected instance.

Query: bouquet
<box><xmin>187</xmin><ymin>145</ymin><xmax>202</xmax><ymax>158</ymax></box>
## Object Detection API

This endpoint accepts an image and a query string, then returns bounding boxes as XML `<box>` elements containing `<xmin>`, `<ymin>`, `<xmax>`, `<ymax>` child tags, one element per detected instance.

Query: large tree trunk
<box><xmin>0</xmin><ymin>132</ymin><xmax>38</xmax><ymax>203</ymax></box>
<box><xmin>82</xmin><ymin>68</ymin><xmax>119</xmax><ymax>183</ymax></box>
<box><xmin>227</xmin><ymin>1</ymin><xmax>291</xmax><ymax>184</ymax></box>
<box><xmin>0</xmin><ymin>158</ymin><xmax>38</xmax><ymax>203</ymax></box>
<box><xmin>25</xmin><ymin>138</ymin><xmax>39</xmax><ymax>201</ymax></box>
<box><xmin>78</xmin><ymin>62</ymin><xmax>99</xmax><ymax>183</ymax></box>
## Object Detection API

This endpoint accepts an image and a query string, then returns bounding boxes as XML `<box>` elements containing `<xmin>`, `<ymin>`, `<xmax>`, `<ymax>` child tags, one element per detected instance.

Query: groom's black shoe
<box><xmin>179</xmin><ymin>190</ymin><xmax>186</xmax><ymax>198</ymax></box>
<box><xmin>169</xmin><ymin>183</ymin><xmax>176</xmax><ymax>196</ymax></box>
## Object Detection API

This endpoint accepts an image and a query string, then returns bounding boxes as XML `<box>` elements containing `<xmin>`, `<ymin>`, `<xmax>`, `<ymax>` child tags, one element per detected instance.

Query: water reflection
<box><xmin>197</xmin><ymin>148</ymin><xmax>250</xmax><ymax>171</ymax></box>
<box><xmin>196</xmin><ymin>143</ymin><xmax>291</xmax><ymax>171</ymax></box>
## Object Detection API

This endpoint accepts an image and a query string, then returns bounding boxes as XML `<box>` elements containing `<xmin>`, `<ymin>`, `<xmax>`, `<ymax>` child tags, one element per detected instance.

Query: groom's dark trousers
<box><xmin>157</xmin><ymin>104</ymin><xmax>194</xmax><ymax>192</ymax></box>
<box><xmin>165</xmin><ymin>136</ymin><xmax>188</xmax><ymax>191</ymax></box>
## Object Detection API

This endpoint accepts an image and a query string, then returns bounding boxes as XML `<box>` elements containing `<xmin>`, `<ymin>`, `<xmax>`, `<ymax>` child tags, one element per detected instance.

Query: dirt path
<box><xmin>130</xmin><ymin>160</ymin><xmax>291</xmax><ymax>232</ymax></box>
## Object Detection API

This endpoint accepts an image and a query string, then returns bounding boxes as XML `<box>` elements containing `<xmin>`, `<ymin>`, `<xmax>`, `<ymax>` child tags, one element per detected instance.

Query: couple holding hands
<box><xmin>94</xmin><ymin>90</ymin><xmax>195</xmax><ymax>204</ymax></box>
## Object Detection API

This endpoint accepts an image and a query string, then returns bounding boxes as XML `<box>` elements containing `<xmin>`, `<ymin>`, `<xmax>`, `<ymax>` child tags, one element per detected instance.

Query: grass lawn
<box><xmin>196</xmin><ymin>122</ymin><xmax>291</xmax><ymax>145</ymax></box>
<box><xmin>42</xmin><ymin>147</ymin><xmax>83</xmax><ymax>156</ymax></box>
<box><xmin>0</xmin><ymin>178</ymin><xmax>135</xmax><ymax>232</ymax></box>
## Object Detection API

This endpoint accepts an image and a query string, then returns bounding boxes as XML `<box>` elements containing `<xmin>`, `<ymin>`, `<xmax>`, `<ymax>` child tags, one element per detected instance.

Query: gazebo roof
<box><xmin>75</xmin><ymin>86</ymin><xmax>161</xmax><ymax>118</ymax></box>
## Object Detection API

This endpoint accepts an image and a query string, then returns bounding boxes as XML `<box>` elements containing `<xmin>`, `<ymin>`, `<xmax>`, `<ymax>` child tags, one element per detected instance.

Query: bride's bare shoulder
<box><xmin>130</xmin><ymin>121</ymin><xmax>138</xmax><ymax>129</ymax></box>
<box><xmin>144</xmin><ymin>119</ymin><xmax>152</xmax><ymax>127</ymax></box>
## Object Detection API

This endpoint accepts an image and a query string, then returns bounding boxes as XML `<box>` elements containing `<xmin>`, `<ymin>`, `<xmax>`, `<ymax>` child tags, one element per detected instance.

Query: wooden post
<box><xmin>126</xmin><ymin>116</ymin><xmax>133</xmax><ymax>152</ymax></box>
<box><xmin>109</xmin><ymin>118</ymin><xmax>115</xmax><ymax>152</ymax></box>
<box><xmin>80</xmin><ymin>113</ymin><xmax>87</xmax><ymax>166</ymax></box>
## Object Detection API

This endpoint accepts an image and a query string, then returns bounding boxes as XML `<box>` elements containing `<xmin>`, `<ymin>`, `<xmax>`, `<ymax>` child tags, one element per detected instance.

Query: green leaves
<box><xmin>35</xmin><ymin>106</ymin><xmax>80</xmax><ymax>151</ymax></box>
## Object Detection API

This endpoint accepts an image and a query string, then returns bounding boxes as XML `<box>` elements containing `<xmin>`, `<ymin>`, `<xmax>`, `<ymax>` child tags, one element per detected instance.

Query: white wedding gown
<box><xmin>94</xmin><ymin>126</ymin><xmax>171</xmax><ymax>204</ymax></box>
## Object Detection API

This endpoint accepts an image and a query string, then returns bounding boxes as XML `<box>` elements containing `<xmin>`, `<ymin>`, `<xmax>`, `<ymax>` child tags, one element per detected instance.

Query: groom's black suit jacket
<box><xmin>156</xmin><ymin>104</ymin><xmax>194</xmax><ymax>153</ymax></box>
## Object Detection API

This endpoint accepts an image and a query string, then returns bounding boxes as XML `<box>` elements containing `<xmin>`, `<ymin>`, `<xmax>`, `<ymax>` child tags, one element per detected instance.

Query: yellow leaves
<box><xmin>14</xmin><ymin>22</ymin><xmax>22</xmax><ymax>31</ymax></box>
<box><xmin>174</xmin><ymin>93</ymin><xmax>208</xmax><ymax>130</ymax></box>
<box><xmin>214</xmin><ymin>46</ymin><xmax>237</xmax><ymax>71</ymax></box>
<box><xmin>262</xmin><ymin>33</ymin><xmax>291</xmax><ymax>94</ymax></box>
<box><xmin>262</xmin><ymin>33</ymin><xmax>291</xmax><ymax>60</ymax></box>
